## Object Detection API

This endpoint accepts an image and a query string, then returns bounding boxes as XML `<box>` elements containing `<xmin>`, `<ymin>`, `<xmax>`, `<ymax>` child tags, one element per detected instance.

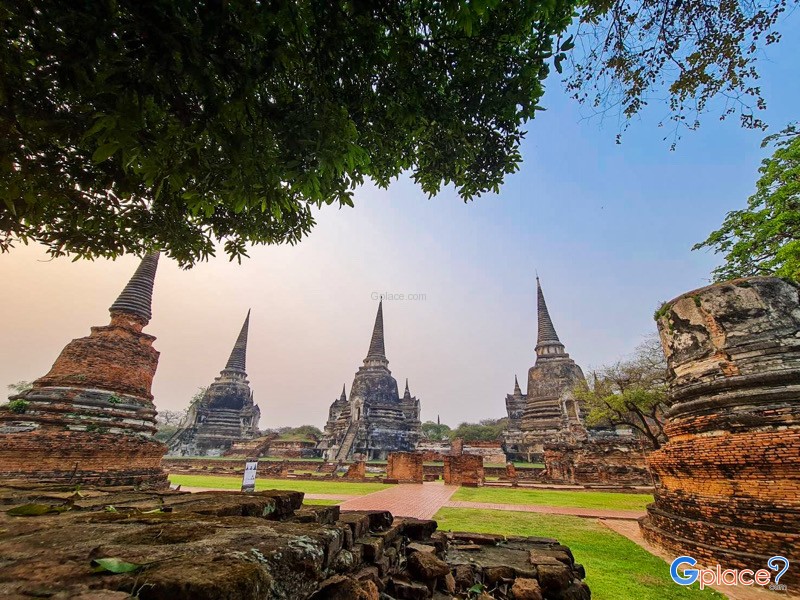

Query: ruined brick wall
<box><xmin>462</xmin><ymin>441</ymin><xmax>508</xmax><ymax>465</ymax></box>
<box><xmin>640</xmin><ymin>277</ymin><xmax>800</xmax><ymax>586</ymax></box>
<box><xmin>345</xmin><ymin>461</ymin><xmax>366</xmax><ymax>479</ymax></box>
<box><xmin>544</xmin><ymin>439</ymin><xmax>652</xmax><ymax>486</ymax></box>
<box><xmin>386</xmin><ymin>452</ymin><xmax>424</xmax><ymax>483</ymax></box>
<box><xmin>444</xmin><ymin>454</ymin><xmax>485</xmax><ymax>486</ymax></box>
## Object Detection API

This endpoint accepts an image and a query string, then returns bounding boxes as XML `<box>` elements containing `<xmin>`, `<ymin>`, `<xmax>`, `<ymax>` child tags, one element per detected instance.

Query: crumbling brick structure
<box><xmin>544</xmin><ymin>438</ymin><xmax>652</xmax><ymax>486</ymax></box>
<box><xmin>0</xmin><ymin>482</ymin><xmax>590</xmax><ymax>599</ymax></box>
<box><xmin>386</xmin><ymin>452</ymin><xmax>424</xmax><ymax>483</ymax></box>
<box><xmin>640</xmin><ymin>277</ymin><xmax>800</xmax><ymax>586</ymax></box>
<box><xmin>444</xmin><ymin>454</ymin><xmax>485</xmax><ymax>486</ymax></box>
<box><xmin>0</xmin><ymin>254</ymin><xmax>168</xmax><ymax>488</ymax></box>
<box><xmin>345</xmin><ymin>461</ymin><xmax>366</xmax><ymax>479</ymax></box>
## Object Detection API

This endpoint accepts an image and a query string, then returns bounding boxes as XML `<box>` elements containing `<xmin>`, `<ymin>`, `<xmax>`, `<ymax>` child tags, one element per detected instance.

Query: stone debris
<box><xmin>0</xmin><ymin>483</ymin><xmax>590</xmax><ymax>600</ymax></box>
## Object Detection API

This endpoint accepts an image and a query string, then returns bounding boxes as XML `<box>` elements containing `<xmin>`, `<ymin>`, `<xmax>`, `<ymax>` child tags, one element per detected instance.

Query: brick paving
<box><xmin>339</xmin><ymin>482</ymin><xmax>459</xmax><ymax>519</ymax></box>
<box><xmin>444</xmin><ymin>500</ymin><xmax>645</xmax><ymax>521</ymax></box>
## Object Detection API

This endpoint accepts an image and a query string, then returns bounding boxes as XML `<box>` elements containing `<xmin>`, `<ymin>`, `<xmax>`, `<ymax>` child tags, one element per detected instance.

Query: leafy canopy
<box><xmin>421</xmin><ymin>420</ymin><xmax>452</xmax><ymax>441</ymax></box>
<box><xmin>450</xmin><ymin>418</ymin><xmax>507</xmax><ymax>442</ymax></box>
<box><xmin>1</xmin><ymin>0</ymin><xmax>575</xmax><ymax>266</ymax></box>
<box><xmin>566</xmin><ymin>0</ymin><xmax>795</xmax><ymax>146</ymax></box>
<box><xmin>694</xmin><ymin>124</ymin><xmax>800</xmax><ymax>282</ymax></box>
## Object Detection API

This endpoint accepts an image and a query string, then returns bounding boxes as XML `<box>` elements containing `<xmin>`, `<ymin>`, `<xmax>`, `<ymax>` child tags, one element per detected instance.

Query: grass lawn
<box><xmin>434</xmin><ymin>508</ymin><xmax>724</xmax><ymax>600</ymax></box>
<box><xmin>169</xmin><ymin>474</ymin><xmax>389</xmax><ymax>496</ymax></box>
<box><xmin>451</xmin><ymin>486</ymin><xmax>653</xmax><ymax>511</ymax></box>
<box><xmin>512</xmin><ymin>462</ymin><xmax>545</xmax><ymax>469</ymax></box>
<box><xmin>302</xmin><ymin>499</ymin><xmax>341</xmax><ymax>506</ymax></box>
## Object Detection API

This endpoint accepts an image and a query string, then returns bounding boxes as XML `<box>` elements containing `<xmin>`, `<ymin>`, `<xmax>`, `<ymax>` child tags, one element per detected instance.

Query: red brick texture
<box><xmin>444</xmin><ymin>454</ymin><xmax>485</xmax><ymax>486</ymax></box>
<box><xmin>544</xmin><ymin>439</ymin><xmax>652</xmax><ymax>486</ymax></box>
<box><xmin>0</xmin><ymin>315</ymin><xmax>168</xmax><ymax>488</ymax></box>
<box><xmin>386</xmin><ymin>452</ymin><xmax>424</xmax><ymax>483</ymax></box>
<box><xmin>640</xmin><ymin>278</ymin><xmax>800</xmax><ymax>586</ymax></box>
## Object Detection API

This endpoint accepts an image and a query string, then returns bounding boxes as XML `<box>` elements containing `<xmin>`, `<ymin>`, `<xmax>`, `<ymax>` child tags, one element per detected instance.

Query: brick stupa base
<box><xmin>0</xmin><ymin>255</ymin><xmax>168</xmax><ymax>488</ymax></box>
<box><xmin>640</xmin><ymin>277</ymin><xmax>800</xmax><ymax>587</ymax></box>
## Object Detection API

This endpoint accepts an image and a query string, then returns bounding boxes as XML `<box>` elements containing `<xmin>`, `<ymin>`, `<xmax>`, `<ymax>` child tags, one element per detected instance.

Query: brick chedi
<box><xmin>320</xmin><ymin>300</ymin><xmax>421</xmax><ymax>461</ymax></box>
<box><xmin>504</xmin><ymin>277</ymin><xmax>587</xmax><ymax>461</ymax></box>
<box><xmin>168</xmin><ymin>311</ymin><xmax>261</xmax><ymax>456</ymax></box>
<box><xmin>0</xmin><ymin>253</ymin><xmax>169</xmax><ymax>487</ymax></box>
<box><xmin>640</xmin><ymin>277</ymin><xmax>800</xmax><ymax>585</ymax></box>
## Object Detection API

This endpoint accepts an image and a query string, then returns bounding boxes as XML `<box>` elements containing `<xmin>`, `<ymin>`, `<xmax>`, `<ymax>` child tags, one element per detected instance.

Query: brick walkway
<box><xmin>339</xmin><ymin>482</ymin><xmax>459</xmax><ymax>519</ymax></box>
<box><xmin>444</xmin><ymin>500</ymin><xmax>645</xmax><ymax>521</ymax></box>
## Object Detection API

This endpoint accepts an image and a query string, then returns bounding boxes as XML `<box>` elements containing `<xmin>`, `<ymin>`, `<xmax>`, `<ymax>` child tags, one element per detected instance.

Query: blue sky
<box><xmin>1</xmin><ymin>16</ymin><xmax>798</xmax><ymax>428</ymax></box>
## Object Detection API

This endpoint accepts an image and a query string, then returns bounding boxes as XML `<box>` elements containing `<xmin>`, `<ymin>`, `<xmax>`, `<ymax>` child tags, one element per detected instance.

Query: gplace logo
<box><xmin>670</xmin><ymin>556</ymin><xmax>790</xmax><ymax>591</ymax></box>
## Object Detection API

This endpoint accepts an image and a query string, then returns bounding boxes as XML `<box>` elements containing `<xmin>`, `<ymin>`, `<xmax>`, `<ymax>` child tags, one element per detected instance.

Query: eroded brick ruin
<box><xmin>168</xmin><ymin>311</ymin><xmax>261</xmax><ymax>456</ymax></box>
<box><xmin>0</xmin><ymin>254</ymin><xmax>168</xmax><ymax>488</ymax></box>
<box><xmin>0</xmin><ymin>483</ymin><xmax>590</xmax><ymax>600</ymax></box>
<box><xmin>544</xmin><ymin>439</ymin><xmax>651</xmax><ymax>486</ymax></box>
<box><xmin>386</xmin><ymin>452</ymin><xmax>424</xmax><ymax>483</ymax></box>
<box><xmin>640</xmin><ymin>277</ymin><xmax>800</xmax><ymax>585</ymax></box>
<box><xmin>320</xmin><ymin>301</ymin><xmax>422</xmax><ymax>461</ymax></box>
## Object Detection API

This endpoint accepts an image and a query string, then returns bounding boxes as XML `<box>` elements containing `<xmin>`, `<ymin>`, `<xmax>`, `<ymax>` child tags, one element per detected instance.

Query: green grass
<box><xmin>451</xmin><ymin>486</ymin><xmax>653</xmax><ymax>511</ymax></box>
<box><xmin>512</xmin><ymin>462</ymin><xmax>545</xmax><ymax>469</ymax></box>
<box><xmin>302</xmin><ymin>499</ymin><xmax>341</xmax><ymax>506</ymax></box>
<box><xmin>433</xmin><ymin>508</ymin><xmax>724</xmax><ymax>600</ymax></box>
<box><xmin>169</xmin><ymin>474</ymin><xmax>389</xmax><ymax>496</ymax></box>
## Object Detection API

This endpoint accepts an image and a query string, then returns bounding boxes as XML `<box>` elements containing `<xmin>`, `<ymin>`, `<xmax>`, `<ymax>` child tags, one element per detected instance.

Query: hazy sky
<box><xmin>2</xmin><ymin>22</ymin><xmax>798</xmax><ymax>429</ymax></box>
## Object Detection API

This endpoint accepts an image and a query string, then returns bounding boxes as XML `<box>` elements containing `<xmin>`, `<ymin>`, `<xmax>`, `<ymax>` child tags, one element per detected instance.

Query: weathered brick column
<box><xmin>386</xmin><ymin>452</ymin><xmax>423</xmax><ymax>482</ymax></box>
<box><xmin>640</xmin><ymin>277</ymin><xmax>800</xmax><ymax>585</ymax></box>
<box><xmin>0</xmin><ymin>254</ymin><xmax>169</xmax><ymax>488</ymax></box>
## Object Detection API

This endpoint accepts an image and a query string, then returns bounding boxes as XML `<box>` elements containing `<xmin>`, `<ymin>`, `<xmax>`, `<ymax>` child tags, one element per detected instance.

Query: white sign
<box><xmin>241</xmin><ymin>460</ymin><xmax>258</xmax><ymax>492</ymax></box>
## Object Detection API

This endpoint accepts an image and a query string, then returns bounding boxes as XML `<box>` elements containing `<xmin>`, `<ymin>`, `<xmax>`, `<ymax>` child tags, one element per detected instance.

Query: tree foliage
<box><xmin>421</xmin><ymin>420</ymin><xmax>452</xmax><ymax>441</ymax></box>
<box><xmin>694</xmin><ymin>124</ymin><xmax>800</xmax><ymax>281</ymax></box>
<box><xmin>566</xmin><ymin>0</ymin><xmax>795</xmax><ymax>145</ymax></box>
<box><xmin>1</xmin><ymin>0</ymin><xmax>576</xmax><ymax>266</ymax></box>
<box><xmin>574</xmin><ymin>335</ymin><xmax>669</xmax><ymax>449</ymax></box>
<box><xmin>450</xmin><ymin>418</ymin><xmax>507</xmax><ymax>442</ymax></box>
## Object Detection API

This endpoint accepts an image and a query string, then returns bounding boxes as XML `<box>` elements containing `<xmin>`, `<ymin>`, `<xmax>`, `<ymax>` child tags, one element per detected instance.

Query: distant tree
<box><xmin>566</xmin><ymin>0</ymin><xmax>796</xmax><ymax>145</ymax></box>
<box><xmin>289</xmin><ymin>425</ymin><xmax>324</xmax><ymax>442</ymax></box>
<box><xmin>154</xmin><ymin>408</ymin><xmax>187</xmax><ymax>442</ymax></box>
<box><xmin>574</xmin><ymin>335</ymin><xmax>669</xmax><ymax>449</ymax></box>
<box><xmin>6</xmin><ymin>381</ymin><xmax>32</xmax><ymax>395</ymax></box>
<box><xmin>450</xmin><ymin>418</ymin><xmax>508</xmax><ymax>442</ymax></box>
<box><xmin>1</xmin><ymin>0</ymin><xmax>577</xmax><ymax>266</ymax></box>
<box><xmin>421</xmin><ymin>421</ymin><xmax>452</xmax><ymax>442</ymax></box>
<box><xmin>156</xmin><ymin>410</ymin><xmax>187</xmax><ymax>427</ymax></box>
<box><xmin>694</xmin><ymin>124</ymin><xmax>800</xmax><ymax>282</ymax></box>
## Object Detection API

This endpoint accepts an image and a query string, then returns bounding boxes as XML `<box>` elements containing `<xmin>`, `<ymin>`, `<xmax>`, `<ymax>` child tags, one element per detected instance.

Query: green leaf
<box><xmin>91</xmin><ymin>143</ymin><xmax>121</xmax><ymax>163</ymax></box>
<box><xmin>91</xmin><ymin>557</ymin><xmax>144</xmax><ymax>574</ymax></box>
<box><xmin>7</xmin><ymin>503</ymin><xmax>71</xmax><ymax>516</ymax></box>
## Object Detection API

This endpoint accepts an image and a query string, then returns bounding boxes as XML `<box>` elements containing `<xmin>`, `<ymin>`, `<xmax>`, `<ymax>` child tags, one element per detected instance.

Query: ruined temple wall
<box><xmin>640</xmin><ymin>277</ymin><xmax>800</xmax><ymax>585</ymax></box>
<box><xmin>386</xmin><ymin>452</ymin><xmax>424</xmax><ymax>482</ymax></box>
<box><xmin>544</xmin><ymin>439</ymin><xmax>652</xmax><ymax>486</ymax></box>
<box><xmin>444</xmin><ymin>454</ymin><xmax>485</xmax><ymax>486</ymax></box>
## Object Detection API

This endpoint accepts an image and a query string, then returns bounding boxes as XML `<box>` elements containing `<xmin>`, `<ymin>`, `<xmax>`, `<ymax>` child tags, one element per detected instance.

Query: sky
<box><xmin>1</xmin><ymin>18</ymin><xmax>798</xmax><ymax>429</ymax></box>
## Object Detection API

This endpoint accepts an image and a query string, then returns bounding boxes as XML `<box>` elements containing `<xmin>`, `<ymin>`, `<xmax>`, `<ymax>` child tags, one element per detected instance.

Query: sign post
<box><xmin>241</xmin><ymin>458</ymin><xmax>258</xmax><ymax>493</ymax></box>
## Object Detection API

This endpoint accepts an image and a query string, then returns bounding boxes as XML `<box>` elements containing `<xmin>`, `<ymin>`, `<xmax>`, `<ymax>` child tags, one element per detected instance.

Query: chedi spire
<box><xmin>535</xmin><ymin>276</ymin><xmax>567</xmax><ymax>359</ymax></box>
<box><xmin>109</xmin><ymin>252</ymin><xmax>160</xmax><ymax>323</ymax></box>
<box><xmin>224</xmin><ymin>310</ymin><xmax>250</xmax><ymax>374</ymax></box>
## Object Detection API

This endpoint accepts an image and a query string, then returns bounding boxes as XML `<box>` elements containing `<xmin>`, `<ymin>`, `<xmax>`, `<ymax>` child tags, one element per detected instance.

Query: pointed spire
<box><xmin>535</xmin><ymin>276</ymin><xmax>567</xmax><ymax>358</ymax></box>
<box><xmin>340</xmin><ymin>384</ymin><xmax>347</xmax><ymax>402</ymax></box>
<box><xmin>365</xmin><ymin>299</ymin><xmax>387</xmax><ymax>364</ymax></box>
<box><xmin>109</xmin><ymin>252</ymin><xmax>160</xmax><ymax>322</ymax></box>
<box><xmin>403</xmin><ymin>378</ymin><xmax>411</xmax><ymax>399</ymax></box>
<box><xmin>224</xmin><ymin>310</ymin><xmax>250</xmax><ymax>373</ymax></box>
<box><xmin>514</xmin><ymin>375</ymin><xmax>522</xmax><ymax>395</ymax></box>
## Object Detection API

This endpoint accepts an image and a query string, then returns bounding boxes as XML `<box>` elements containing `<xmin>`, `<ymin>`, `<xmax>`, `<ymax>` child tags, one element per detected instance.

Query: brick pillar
<box><xmin>386</xmin><ymin>452</ymin><xmax>423</xmax><ymax>483</ymax></box>
<box><xmin>444</xmin><ymin>454</ymin><xmax>485</xmax><ymax>486</ymax></box>
<box><xmin>640</xmin><ymin>277</ymin><xmax>800</xmax><ymax>585</ymax></box>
